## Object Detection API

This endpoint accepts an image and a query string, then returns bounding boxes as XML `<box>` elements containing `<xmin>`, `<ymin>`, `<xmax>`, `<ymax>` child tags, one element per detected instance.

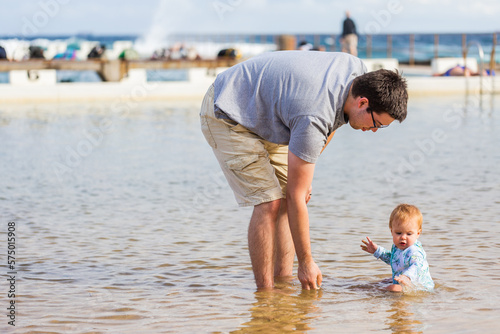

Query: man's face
<box><xmin>347</xmin><ymin>97</ymin><xmax>395</xmax><ymax>132</ymax></box>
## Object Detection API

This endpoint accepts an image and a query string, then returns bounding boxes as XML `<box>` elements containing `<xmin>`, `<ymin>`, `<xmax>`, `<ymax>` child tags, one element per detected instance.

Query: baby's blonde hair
<box><xmin>389</xmin><ymin>204</ymin><xmax>423</xmax><ymax>231</ymax></box>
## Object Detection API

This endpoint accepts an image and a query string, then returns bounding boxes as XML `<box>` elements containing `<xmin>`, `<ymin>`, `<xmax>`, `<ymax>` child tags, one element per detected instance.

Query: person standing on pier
<box><xmin>200</xmin><ymin>51</ymin><xmax>408</xmax><ymax>290</ymax></box>
<box><xmin>341</xmin><ymin>11</ymin><xmax>358</xmax><ymax>56</ymax></box>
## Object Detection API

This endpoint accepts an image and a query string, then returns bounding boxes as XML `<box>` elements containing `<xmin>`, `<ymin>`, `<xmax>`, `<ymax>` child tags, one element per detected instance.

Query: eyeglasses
<box><xmin>369</xmin><ymin>110</ymin><xmax>389</xmax><ymax>129</ymax></box>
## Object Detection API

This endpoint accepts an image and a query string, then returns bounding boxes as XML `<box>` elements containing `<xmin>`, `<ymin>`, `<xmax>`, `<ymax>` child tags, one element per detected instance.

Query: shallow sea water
<box><xmin>0</xmin><ymin>92</ymin><xmax>499</xmax><ymax>333</ymax></box>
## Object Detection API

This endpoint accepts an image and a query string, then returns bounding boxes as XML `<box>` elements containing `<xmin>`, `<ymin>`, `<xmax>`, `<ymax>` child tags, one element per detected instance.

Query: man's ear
<box><xmin>358</xmin><ymin>97</ymin><xmax>369</xmax><ymax>109</ymax></box>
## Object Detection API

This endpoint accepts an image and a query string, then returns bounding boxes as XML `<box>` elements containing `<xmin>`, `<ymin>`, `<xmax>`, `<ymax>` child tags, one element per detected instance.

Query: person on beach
<box><xmin>340</xmin><ymin>11</ymin><xmax>358</xmax><ymax>56</ymax></box>
<box><xmin>433</xmin><ymin>64</ymin><xmax>495</xmax><ymax>77</ymax></box>
<box><xmin>0</xmin><ymin>45</ymin><xmax>7</xmax><ymax>60</ymax></box>
<box><xmin>360</xmin><ymin>204</ymin><xmax>434</xmax><ymax>292</ymax></box>
<box><xmin>200</xmin><ymin>50</ymin><xmax>408</xmax><ymax>290</ymax></box>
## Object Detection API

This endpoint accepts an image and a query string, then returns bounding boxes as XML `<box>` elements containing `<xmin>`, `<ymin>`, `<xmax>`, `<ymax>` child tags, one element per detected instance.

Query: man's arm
<box><xmin>286</xmin><ymin>151</ymin><xmax>322</xmax><ymax>290</ymax></box>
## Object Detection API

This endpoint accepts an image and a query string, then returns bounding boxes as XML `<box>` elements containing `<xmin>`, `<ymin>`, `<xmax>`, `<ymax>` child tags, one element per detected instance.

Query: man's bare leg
<box><xmin>274</xmin><ymin>199</ymin><xmax>295</xmax><ymax>277</ymax></box>
<box><xmin>248</xmin><ymin>199</ymin><xmax>281</xmax><ymax>289</ymax></box>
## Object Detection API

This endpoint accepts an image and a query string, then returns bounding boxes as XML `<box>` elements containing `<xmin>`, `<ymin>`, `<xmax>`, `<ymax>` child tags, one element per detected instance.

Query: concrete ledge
<box><xmin>407</xmin><ymin>76</ymin><xmax>499</xmax><ymax>96</ymax></box>
<box><xmin>120</xmin><ymin>69</ymin><xmax>147</xmax><ymax>84</ymax></box>
<box><xmin>9</xmin><ymin>69</ymin><xmax>57</xmax><ymax>85</ymax></box>
<box><xmin>0</xmin><ymin>69</ymin><xmax>217</xmax><ymax>103</ymax></box>
<box><xmin>1</xmin><ymin>70</ymin><xmax>499</xmax><ymax>103</ymax></box>
<box><xmin>362</xmin><ymin>58</ymin><xmax>399</xmax><ymax>72</ymax></box>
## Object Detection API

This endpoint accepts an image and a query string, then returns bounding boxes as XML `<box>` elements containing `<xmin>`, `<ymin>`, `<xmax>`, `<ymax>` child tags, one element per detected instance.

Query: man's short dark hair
<box><xmin>351</xmin><ymin>69</ymin><xmax>408</xmax><ymax>122</ymax></box>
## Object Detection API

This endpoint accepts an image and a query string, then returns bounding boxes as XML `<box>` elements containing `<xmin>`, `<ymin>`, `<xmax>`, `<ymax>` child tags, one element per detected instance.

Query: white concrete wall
<box><xmin>2</xmin><ymin>67</ymin><xmax>499</xmax><ymax>103</ymax></box>
<box><xmin>9</xmin><ymin>70</ymin><xmax>57</xmax><ymax>85</ymax></box>
<box><xmin>121</xmin><ymin>69</ymin><xmax>148</xmax><ymax>84</ymax></box>
<box><xmin>362</xmin><ymin>58</ymin><xmax>399</xmax><ymax>72</ymax></box>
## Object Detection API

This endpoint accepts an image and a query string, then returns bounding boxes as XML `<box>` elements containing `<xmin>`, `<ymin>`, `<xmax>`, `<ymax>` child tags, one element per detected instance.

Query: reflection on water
<box><xmin>0</xmin><ymin>93</ymin><xmax>499</xmax><ymax>333</ymax></box>
<box><xmin>233</xmin><ymin>279</ymin><xmax>322</xmax><ymax>333</ymax></box>
<box><xmin>386</xmin><ymin>297</ymin><xmax>424</xmax><ymax>334</ymax></box>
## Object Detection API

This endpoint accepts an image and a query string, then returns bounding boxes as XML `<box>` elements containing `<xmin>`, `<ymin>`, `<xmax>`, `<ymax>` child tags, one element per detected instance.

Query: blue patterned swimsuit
<box><xmin>373</xmin><ymin>240</ymin><xmax>434</xmax><ymax>291</ymax></box>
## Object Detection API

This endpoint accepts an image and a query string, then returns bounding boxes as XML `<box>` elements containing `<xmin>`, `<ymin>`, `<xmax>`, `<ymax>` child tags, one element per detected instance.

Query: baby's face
<box><xmin>390</xmin><ymin>217</ymin><xmax>421</xmax><ymax>250</ymax></box>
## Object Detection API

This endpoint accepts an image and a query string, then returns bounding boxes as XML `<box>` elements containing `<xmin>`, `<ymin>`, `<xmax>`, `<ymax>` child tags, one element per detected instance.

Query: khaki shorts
<box><xmin>200</xmin><ymin>84</ymin><xmax>288</xmax><ymax>207</ymax></box>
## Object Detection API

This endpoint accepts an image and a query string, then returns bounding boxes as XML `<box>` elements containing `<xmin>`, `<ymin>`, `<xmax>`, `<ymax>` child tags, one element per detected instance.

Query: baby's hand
<box><xmin>360</xmin><ymin>237</ymin><xmax>378</xmax><ymax>254</ymax></box>
<box><xmin>394</xmin><ymin>275</ymin><xmax>412</xmax><ymax>287</ymax></box>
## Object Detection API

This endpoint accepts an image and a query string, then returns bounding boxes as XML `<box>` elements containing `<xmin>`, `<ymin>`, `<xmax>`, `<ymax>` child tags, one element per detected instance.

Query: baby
<box><xmin>361</xmin><ymin>204</ymin><xmax>434</xmax><ymax>292</ymax></box>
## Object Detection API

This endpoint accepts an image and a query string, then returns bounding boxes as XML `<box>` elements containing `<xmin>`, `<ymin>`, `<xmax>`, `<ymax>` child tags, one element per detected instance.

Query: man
<box><xmin>200</xmin><ymin>51</ymin><xmax>407</xmax><ymax>290</ymax></box>
<box><xmin>341</xmin><ymin>11</ymin><xmax>358</xmax><ymax>56</ymax></box>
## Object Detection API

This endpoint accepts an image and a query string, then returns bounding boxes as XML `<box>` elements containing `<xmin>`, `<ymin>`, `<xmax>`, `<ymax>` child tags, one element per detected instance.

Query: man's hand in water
<box><xmin>298</xmin><ymin>259</ymin><xmax>322</xmax><ymax>290</ymax></box>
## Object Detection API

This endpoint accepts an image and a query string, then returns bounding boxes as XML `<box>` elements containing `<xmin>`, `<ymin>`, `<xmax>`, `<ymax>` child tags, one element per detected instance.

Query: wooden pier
<box><xmin>0</xmin><ymin>59</ymin><xmax>240</xmax><ymax>82</ymax></box>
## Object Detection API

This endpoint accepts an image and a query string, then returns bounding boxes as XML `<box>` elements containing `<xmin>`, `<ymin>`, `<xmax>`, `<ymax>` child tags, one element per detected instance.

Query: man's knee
<box><xmin>257</xmin><ymin>199</ymin><xmax>281</xmax><ymax>211</ymax></box>
<box><xmin>253</xmin><ymin>199</ymin><xmax>282</xmax><ymax>221</ymax></box>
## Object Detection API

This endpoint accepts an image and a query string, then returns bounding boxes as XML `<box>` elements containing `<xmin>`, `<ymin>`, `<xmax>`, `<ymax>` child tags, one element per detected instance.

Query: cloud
<box><xmin>354</xmin><ymin>0</ymin><xmax>500</xmax><ymax>33</ymax></box>
<box><xmin>0</xmin><ymin>0</ymin><xmax>498</xmax><ymax>36</ymax></box>
<box><xmin>457</xmin><ymin>0</ymin><xmax>500</xmax><ymax>16</ymax></box>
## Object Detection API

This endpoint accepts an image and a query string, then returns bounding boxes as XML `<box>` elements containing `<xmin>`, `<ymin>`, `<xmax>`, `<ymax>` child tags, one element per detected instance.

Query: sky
<box><xmin>0</xmin><ymin>0</ymin><xmax>499</xmax><ymax>37</ymax></box>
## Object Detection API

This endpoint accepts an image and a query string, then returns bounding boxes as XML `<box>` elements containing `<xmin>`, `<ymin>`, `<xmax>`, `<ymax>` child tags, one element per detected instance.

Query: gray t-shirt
<box><xmin>214</xmin><ymin>51</ymin><xmax>367</xmax><ymax>163</ymax></box>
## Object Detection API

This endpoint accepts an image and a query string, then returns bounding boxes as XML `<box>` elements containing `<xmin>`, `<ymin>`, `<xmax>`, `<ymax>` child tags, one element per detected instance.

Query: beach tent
<box><xmin>119</xmin><ymin>49</ymin><xmax>140</xmax><ymax>60</ymax></box>
<box><xmin>52</xmin><ymin>49</ymin><xmax>77</xmax><ymax>60</ymax></box>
